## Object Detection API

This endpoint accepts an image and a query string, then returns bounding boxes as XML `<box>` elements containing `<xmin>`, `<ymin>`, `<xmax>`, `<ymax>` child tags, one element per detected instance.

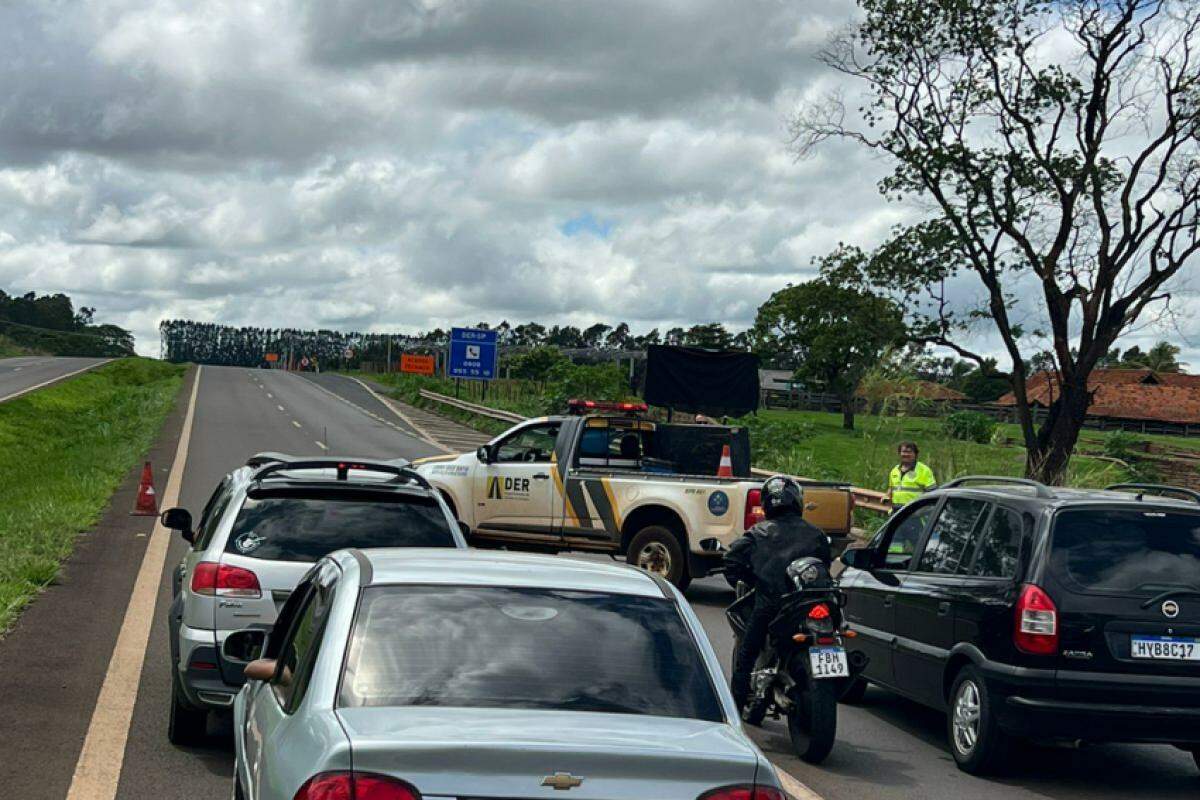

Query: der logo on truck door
<box><xmin>488</xmin><ymin>476</ymin><xmax>531</xmax><ymax>499</ymax></box>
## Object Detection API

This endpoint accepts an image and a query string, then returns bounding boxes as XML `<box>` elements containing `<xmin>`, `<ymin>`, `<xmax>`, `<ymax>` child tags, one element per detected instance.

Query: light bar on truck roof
<box><xmin>567</xmin><ymin>398</ymin><xmax>649</xmax><ymax>415</ymax></box>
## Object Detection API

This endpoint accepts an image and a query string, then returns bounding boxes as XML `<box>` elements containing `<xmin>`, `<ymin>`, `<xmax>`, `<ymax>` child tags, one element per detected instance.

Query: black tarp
<box><xmin>653</xmin><ymin>423</ymin><xmax>752</xmax><ymax>477</ymax></box>
<box><xmin>643</xmin><ymin>345</ymin><xmax>760</xmax><ymax>417</ymax></box>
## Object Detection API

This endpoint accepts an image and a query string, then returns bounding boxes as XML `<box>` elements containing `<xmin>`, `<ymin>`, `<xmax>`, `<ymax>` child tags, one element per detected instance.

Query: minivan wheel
<box><xmin>626</xmin><ymin>526</ymin><xmax>690</xmax><ymax>590</ymax></box>
<box><xmin>168</xmin><ymin>672</ymin><xmax>208</xmax><ymax>746</ymax></box>
<box><xmin>948</xmin><ymin>666</ymin><xmax>1009</xmax><ymax>774</ymax></box>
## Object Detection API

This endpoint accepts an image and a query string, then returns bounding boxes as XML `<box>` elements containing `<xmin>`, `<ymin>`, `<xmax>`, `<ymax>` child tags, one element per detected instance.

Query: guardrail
<box><xmin>418</xmin><ymin>389</ymin><xmax>528</xmax><ymax>424</ymax></box>
<box><xmin>416</xmin><ymin>389</ymin><xmax>894</xmax><ymax>515</ymax></box>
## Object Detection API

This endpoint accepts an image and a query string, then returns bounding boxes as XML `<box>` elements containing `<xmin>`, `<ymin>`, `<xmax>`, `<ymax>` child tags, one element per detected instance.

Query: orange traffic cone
<box><xmin>132</xmin><ymin>461</ymin><xmax>159</xmax><ymax>516</ymax></box>
<box><xmin>716</xmin><ymin>444</ymin><xmax>733</xmax><ymax>478</ymax></box>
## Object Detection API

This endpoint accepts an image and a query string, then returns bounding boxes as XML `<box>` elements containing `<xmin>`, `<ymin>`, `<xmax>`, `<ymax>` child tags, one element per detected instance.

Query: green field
<box><xmin>0</xmin><ymin>358</ymin><xmax>185</xmax><ymax>633</ymax></box>
<box><xmin>0</xmin><ymin>335</ymin><xmax>41</xmax><ymax>359</ymax></box>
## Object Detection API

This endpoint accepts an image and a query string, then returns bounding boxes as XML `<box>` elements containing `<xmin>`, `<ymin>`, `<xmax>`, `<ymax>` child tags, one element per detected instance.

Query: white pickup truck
<box><xmin>413</xmin><ymin>404</ymin><xmax>853</xmax><ymax>588</ymax></box>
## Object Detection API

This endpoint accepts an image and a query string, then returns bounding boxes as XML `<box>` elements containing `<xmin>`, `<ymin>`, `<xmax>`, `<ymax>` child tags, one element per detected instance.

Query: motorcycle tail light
<box><xmin>807</xmin><ymin>603</ymin><xmax>831</xmax><ymax>620</ymax></box>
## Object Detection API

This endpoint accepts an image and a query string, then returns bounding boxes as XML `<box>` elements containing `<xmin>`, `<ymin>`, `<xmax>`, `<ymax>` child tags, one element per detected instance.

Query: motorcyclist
<box><xmin>724</xmin><ymin>475</ymin><xmax>832</xmax><ymax>714</ymax></box>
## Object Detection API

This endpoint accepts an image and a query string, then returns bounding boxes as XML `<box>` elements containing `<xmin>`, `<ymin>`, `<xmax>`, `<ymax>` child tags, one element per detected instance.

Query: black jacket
<box><xmin>723</xmin><ymin>514</ymin><xmax>832</xmax><ymax>599</ymax></box>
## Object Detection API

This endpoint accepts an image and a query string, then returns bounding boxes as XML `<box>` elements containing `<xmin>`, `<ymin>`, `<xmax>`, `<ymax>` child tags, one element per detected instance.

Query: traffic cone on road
<box><xmin>716</xmin><ymin>444</ymin><xmax>734</xmax><ymax>478</ymax></box>
<box><xmin>131</xmin><ymin>461</ymin><xmax>159</xmax><ymax>516</ymax></box>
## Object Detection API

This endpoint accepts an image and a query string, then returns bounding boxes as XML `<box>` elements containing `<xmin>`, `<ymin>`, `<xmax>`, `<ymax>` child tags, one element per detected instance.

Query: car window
<box><xmin>226</xmin><ymin>491</ymin><xmax>457</xmax><ymax>562</ymax></box>
<box><xmin>495</xmin><ymin>423</ymin><xmax>560</xmax><ymax>463</ymax></box>
<box><xmin>273</xmin><ymin>579</ymin><xmax>334</xmax><ymax>713</ymax></box>
<box><xmin>578</xmin><ymin>427</ymin><xmax>648</xmax><ymax>464</ymax></box>
<box><xmin>1050</xmin><ymin>508</ymin><xmax>1200</xmax><ymax>594</ymax></box>
<box><xmin>340</xmin><ymin>586</ymin><xmax>723</xmax><ymax>722</ymax></box>
<box><xmin>882</xmin><ymin>503</ymin><xmax>937</xmax><ymax>570</ymax></box>
<box><xmin>193</xmin><ymin>479</ymin><xmax>235</xmax><ymax>551</ymax></box>
<box><xmin>917</xmin><ymin>498</ymin><xmax>990</xmax><ymax>575</ymax></box>
<box><xmin>970</xmin><ymin>507</ymin><xmax>1024</xmax><ymax>578</ymax></box>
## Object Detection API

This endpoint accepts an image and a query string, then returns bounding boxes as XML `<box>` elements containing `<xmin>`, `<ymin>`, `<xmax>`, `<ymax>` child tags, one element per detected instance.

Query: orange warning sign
<box><xmin>400</xmin><ymin>354</ymin><xmax>436</xmax><ymax>376</ymax></box>
<box><xmin>264</xmin><ymin>353</ymin><xmax>279</xmax><ymax>363</ymax></box>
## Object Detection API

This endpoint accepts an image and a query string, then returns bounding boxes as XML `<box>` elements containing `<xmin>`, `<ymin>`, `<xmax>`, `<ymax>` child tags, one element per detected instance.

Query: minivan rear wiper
<box><xmin>1139</xmin><ymin>589</ymin><xmax>1200</xmax><ymax>609</ymax></box>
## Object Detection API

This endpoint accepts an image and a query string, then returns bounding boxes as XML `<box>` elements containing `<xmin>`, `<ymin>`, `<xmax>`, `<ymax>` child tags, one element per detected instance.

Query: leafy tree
<box><xmin>751</xmin><ymin>277</ymin><xmax>905</xmax><ymax>429</ymax></box>
<box><xmin>512</xmin><ymin>322</ymin><xmax>546</xmax><ymax>346</ymax></box>
<box><xmin>1127</xmin><ymin>341</ymin><xmax>1186</xmax><ymax>372</ymax></box>
<box><xmin>795</xmin><ymin>0</ymin><xmax>1200</xmax><ymax>482</ymax></box>
<box><xmin>683</xmin><ymin>323</ymin><xmax>734</xmax><ymax>350</ymax></box>
<box><xmin>604</xmin><ymin>322</ymin><xmax>632</xmax><ymax>350</ymax></box>
<box><xmin>581</xmin><ymin>323</ymin><xmax>612</xmax><ymax>348</ymax></box>
<box><xmin>508</xmin><ymin>346</ymin><xmax>568</xmax><ymax>384</ymax></box>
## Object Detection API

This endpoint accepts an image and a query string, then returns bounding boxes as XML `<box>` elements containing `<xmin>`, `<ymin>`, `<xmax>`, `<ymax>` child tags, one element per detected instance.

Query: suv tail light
<box><xmin>190</xmin><ymin>562</ymin><xmax>262</xmax><ymax>599</ymax></box>
<box><xmin>744</xmin><ymin>489</ymin><xmax>764</xmax><ymax>531</ymax></box>
<box><xmin>1014</xmin><ymin>583</ymin><xmax>1058</xmax><ymax>655</ymax></box>
<box><xmin>294</xmin><ymin>772</ymin><xmax>421</xmax><ymax>800</ymax></box>
<box><xmin>697</xmin><ymin>786</ymin><xmax>785</xmax><ymax>800</ymax></box>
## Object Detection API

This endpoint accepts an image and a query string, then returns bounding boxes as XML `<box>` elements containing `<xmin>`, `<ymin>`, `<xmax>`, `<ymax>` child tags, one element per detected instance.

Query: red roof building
<box><xmin>994</xmin><ymin>369</ymin><xmax>1200</xmax><ymax>426</ymax></box>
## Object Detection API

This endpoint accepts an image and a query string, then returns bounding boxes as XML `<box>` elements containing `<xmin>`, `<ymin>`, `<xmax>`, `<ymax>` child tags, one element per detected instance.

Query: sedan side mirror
<box><xmin>222</xmin><ymin>629</ymin><xmax>267</xmax><ymax>663</ymax></box>
<box><xmin>840</xmin><ymin>547</ymin><xmax>875</xmax><ymax>571</ymax></box>
<box><xmin>476</xmin><ymin>445</ymin><xmax>492</xmax><ymax>464</ymax></box>
<box><xmin>161</xmin><ymin>507</ymin><xmax>194</xmax><ymax>543</ymax></box>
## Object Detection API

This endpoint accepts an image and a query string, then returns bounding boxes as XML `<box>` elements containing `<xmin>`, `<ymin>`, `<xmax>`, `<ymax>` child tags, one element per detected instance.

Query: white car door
<box><xmin>473</xmin><ymin>421</ymin><xmax>561</xmax><ymax>536</ymax></box>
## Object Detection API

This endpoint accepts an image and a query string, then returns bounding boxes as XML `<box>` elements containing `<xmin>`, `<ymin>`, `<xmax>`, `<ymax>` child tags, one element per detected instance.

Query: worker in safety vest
<box><xmin>888</xmin><ymin>441</ymin><xmax>936</xmax><ymax>510</ymax></box>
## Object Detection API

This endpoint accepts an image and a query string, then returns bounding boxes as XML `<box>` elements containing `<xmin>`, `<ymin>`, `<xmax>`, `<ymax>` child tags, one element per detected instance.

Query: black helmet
<box><xmin>761</xmin><ymin>475</ymin><xmax>804</xmax><ymax>519</ymax></box>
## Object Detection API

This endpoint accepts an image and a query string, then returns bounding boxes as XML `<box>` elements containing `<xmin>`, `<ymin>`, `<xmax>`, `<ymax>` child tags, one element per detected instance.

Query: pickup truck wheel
<box><xmin>626</xmin><ymin>526</ymin><xmax>690</xmax><ymax>590</ymax></box>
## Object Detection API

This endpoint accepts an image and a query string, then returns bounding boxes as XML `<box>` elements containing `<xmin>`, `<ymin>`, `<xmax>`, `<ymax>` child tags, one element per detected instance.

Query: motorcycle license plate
<box><xmin>809</xmin><ymin>646</ymin><xmax>849</xmax><ymax>679</ymax></box>
<box><xmin>1131</xmin><ymin>635</ymin><xmax>1200</xmax><ymax>661</ymax></box>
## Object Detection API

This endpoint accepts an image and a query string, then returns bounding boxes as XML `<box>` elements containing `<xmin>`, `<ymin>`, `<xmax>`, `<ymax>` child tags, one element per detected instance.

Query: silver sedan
<box><xmin>228</xmin><ymin>548</ymin><xmax>785</xmax><ymax>800</ymax></box>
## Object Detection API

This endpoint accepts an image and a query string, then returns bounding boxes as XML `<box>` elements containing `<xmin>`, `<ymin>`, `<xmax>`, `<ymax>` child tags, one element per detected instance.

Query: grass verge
<box><xmin>0</xmin><ymin>357</ymin><xmax>185</xmax><ymax>633</ymax></box>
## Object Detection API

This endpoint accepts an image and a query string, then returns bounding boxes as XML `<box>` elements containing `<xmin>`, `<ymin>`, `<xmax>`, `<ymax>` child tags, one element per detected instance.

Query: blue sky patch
<box><xmin>560</xmin><ymin>212</ymin><xmax>614</xmax><ymax>239</ymax></box>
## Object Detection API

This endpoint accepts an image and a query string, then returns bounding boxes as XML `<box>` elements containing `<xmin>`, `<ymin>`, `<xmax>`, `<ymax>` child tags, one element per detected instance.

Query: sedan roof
<box><xmin>351</xmin><ymin>549</ymin><xmax>667</xmax><ymax>598</ymax></box>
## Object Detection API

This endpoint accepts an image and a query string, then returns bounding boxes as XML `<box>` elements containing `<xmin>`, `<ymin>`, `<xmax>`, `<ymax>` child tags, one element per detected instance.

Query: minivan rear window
<box><xmin>339</xmin><ymin>586</ymin><xmax>724</xmax><ymax>722</ymax></box>
<box><xmin>1050</xmin><ymin>508</ymin><xmax>1200</xmax><ymax>594</ymax></box>
<box><xmin>225</xmin><ymin>493</ymin><xmax>456</xmax><ymax>562</ymax></box>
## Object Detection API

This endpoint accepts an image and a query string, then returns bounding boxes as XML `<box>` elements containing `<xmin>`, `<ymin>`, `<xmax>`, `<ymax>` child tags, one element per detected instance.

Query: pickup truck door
<box><xmin>472</xmin><ymin>420</ymin><xmax>561</xmax><ymax>539</ymax></box>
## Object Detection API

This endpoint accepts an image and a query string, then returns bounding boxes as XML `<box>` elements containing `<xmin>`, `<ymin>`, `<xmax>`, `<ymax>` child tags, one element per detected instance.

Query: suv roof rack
<box><xmin>940</xmin><ymin>475</ymin><xmax>1055</xmax><ymax>499</ymax></box>
<box><xmin>1104</xmin><ymin>483</ymin><xmax>1200</xmax><ymax>504</ymax></box>
<box><xmin>245</xmin><ymin>451</ymin><xmax>298</xmax><ymax>468</ymax></box>
<box><xmin>250</xmin><ymin>457</ymin><xmax>432</xmax><ymax>490</ymax></box>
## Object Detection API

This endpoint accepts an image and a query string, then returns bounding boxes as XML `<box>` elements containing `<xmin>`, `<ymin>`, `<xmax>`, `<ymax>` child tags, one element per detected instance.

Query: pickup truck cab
<box><xmin>414</xmin><ymin>402</ymin><xmax>852</xmax><ymax>589</ymax></box>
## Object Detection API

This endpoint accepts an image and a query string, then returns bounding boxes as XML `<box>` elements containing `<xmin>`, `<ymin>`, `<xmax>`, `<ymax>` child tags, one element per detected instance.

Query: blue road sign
<box><xmin>447</xmin><ymin>327</ymin><xmax>498</xmax><ymax>380</ymax></box>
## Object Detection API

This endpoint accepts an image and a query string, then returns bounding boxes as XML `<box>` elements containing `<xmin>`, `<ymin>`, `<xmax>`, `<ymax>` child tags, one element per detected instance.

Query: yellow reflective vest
<box><xmin>889</xmin><ymin>462</ymin><xmax>936</xmax><ymax>507</ymax></box>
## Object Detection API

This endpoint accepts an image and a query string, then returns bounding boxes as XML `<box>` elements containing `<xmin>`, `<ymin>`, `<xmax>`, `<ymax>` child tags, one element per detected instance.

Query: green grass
<box><xmin>0</xmin><ymin>358</ymin><xmax>185</xmax><ymax>633</ymax></box>
<box><xmin>0</xmin><ymin>335</ymin><xmax>42</xmax><ymax>358</ymax></box>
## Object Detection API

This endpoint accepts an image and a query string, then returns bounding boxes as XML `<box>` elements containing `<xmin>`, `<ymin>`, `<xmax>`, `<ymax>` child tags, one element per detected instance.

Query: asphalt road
<box><xmin>0</xmin><ymin>355</ymin><xmax>109</xmax><ymax>401</ymax></box>
<box><xmin>5</xmin><ymin>365</ymin><xmax>1197</xmax><ymax>799</ymax></box>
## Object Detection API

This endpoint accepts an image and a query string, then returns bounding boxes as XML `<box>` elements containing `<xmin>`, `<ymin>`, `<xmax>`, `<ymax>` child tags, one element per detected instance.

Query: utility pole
<box><xmin>386</xmin><ymin>335</ymin><xmax>392</xmax><ymax>372</ymax></box>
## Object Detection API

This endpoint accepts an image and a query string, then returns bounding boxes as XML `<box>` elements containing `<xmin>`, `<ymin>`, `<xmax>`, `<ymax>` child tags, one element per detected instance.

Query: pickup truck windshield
<box><xmin>1050</xmin><ymin>508</ymin><xmax>1200</xmax><ymax>594</ymax></box>
<box><xmin>339</xmin><ymin>586</ymin><xmax>723</xmax><ymax>721</ymax></box>
<box><xmin>226</xmin><ymin>493</ymin><xmax>456</xmax><ymax>562</ymax></box>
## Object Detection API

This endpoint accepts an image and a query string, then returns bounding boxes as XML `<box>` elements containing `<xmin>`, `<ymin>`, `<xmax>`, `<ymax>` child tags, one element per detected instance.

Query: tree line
<box><xmin>0</xmin><ymin>290</ymin><xmax>134</xmax><ymax>356</ymax></box>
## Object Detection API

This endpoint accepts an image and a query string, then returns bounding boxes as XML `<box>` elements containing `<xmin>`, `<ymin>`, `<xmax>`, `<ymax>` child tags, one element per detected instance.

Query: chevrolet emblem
<box><xmin>541</xmin><ymin>772</ymin><xmax>584</xmax><ymax>790</ymax></box>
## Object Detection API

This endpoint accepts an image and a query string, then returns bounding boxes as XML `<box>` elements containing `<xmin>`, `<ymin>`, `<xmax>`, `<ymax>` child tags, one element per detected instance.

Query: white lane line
<box><xmin>292</xmin><ymin>420</ymin><xmax>302</xmax><ymax>429</ymax></box>
<box><xmin>315</xmin><ymin>440</ymin><xmax>328</xmax><ymax>450</ymax></box>
<box><xmin>66</xmin><ymin>365</ymin><xmax>202</xmax><ymax>800</ymax></box>
<box><xmin>345</xmin><ymin>376</ymin><xmax>454</xmax><ymax>453</ymax></box>
<box><xmin>0</xmin><ymin>358</ymin><xmax>111</xmax><ymax>403</ymax></box>
<box><xmin>277</xmin><ymin>405</ymin><xmax>285</xmax><ymax>412</ymax></box>
<box><xmin>773</xmin><ymin>763</ymin><xmax>824</xmax><ymax>800</ymax></box>
<box><xmin>13</xmin><ymin>366</ymin><xmax>21</xmax><ymax>371</ymax></box>
<box><xmin>267</xmin><ymin>393</ymin><xmax>273</xmax><ymax>399</ymax></box>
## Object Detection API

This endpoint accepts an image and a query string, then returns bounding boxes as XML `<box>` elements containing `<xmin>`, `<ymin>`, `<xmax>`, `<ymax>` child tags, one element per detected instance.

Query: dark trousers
<box><xmin>731</xmin><ymin>598</ymin><xmax>776</xmax><ymax>707</ymax></box>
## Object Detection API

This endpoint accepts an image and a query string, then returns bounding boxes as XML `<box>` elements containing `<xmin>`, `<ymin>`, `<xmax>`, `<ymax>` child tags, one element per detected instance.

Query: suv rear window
<box><xmin>339</xmin><ymin>586</ymin><xmax>723</xmax><ymax>722</ymax></box>
<box><xmin>1051</xmin><ymin>508</ymin><xmax>1200</xmax><ymax>594</ymax></box>
<box><xmin>225</xmin><ymin>492</ymin><xmax>455</xmax><ymax>562</ymax></box>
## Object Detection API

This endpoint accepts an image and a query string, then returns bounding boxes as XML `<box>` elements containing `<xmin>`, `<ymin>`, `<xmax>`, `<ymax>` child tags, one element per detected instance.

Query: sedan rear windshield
<box><xmin>339</xmin><ymin>586</ymin><xmax>723</xmax><ymax>722</ymax></box>
<box><xmin>1050</xmin><ymin>508</ymin><xmax>1200</xmax><ymax>594</ymax></box>
<box><xmin>225</xmin><ymin>492</ymin><xmax>455</xmax><ymax>562</ymax></box>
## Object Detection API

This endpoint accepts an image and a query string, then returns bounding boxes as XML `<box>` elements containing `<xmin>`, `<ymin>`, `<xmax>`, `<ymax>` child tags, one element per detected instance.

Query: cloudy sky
<box><xmin>0</xmin><ymin>0</ymin><xmax>1194</xmax><ymax>362</ymax></box>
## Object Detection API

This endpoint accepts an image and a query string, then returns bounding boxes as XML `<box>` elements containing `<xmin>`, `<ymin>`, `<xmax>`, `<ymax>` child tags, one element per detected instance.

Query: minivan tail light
<box><xmin>190</xmin><ymin>562</ymin><xmax>261</xmax><ymax>599</ymax></box>
<box><xmin>744</xmin><ymin>488</ymin><xmax>764</xmax><ymax>531</ymax></box>
<box><xmin>1014</xmin><ymin>583</ymin><xmax>1058</xmax><ymax>655</ymax></box>
<box><xmin>293</xmin><ymin>771</ymin><xmax>421</xmax><ymax>800</ymax></box>
<box><xmin>697</xmin><ymin>786</ymin><xmax>785</xmax><ymax>800</ymax></box>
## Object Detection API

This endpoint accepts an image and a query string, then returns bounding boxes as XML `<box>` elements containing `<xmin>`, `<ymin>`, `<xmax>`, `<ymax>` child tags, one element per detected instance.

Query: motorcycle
<box><xmin>726</xmin><ymin>556</ymin><xmax>868</xmax><ymax>764</ymax></box>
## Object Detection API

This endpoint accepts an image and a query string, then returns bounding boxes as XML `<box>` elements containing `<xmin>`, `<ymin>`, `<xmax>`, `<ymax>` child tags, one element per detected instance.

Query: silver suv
<box><xmin>163</xmin><ymin>453</ymin><xmax>466</xmax><ymax>745</ymax></box>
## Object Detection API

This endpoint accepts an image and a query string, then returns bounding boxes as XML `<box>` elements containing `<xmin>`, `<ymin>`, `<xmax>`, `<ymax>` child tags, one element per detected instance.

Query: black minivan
<box><xmin>839</xmin><ymin>477</ymin><xmax>1200</xmax><ymax>774</ymax></box>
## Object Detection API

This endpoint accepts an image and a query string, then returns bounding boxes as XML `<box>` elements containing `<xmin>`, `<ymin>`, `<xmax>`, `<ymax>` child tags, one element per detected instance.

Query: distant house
<box><xmin>993</xmin><ymin>369</ymin><xmax>1200</xmax><ymax>427</ymax></box>
<box><xmin>759</xmin><ymin>369</ymin><xmax>800</xmax><ymax>392</ymax></box>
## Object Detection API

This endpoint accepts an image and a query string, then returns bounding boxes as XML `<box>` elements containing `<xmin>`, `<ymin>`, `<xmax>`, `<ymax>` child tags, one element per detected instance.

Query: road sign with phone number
<box><xmin>448</xmin><ymin>327</ymin><xmax>497</xmax><ymax>380</ymax></box>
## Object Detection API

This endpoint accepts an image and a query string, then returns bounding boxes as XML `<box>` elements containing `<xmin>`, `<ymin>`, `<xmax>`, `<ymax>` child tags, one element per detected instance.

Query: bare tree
<box><xmin>795</xmin><ymin>0</ymin><xmax>1200</xmax><ymax>482</ymax></box>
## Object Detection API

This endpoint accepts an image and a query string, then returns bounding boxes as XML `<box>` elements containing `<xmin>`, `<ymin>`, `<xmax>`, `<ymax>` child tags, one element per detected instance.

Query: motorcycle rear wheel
<box><xmin>787</xmin><ymin>680</ymin><xmax>838</xmax><ymax>764</ymax></box>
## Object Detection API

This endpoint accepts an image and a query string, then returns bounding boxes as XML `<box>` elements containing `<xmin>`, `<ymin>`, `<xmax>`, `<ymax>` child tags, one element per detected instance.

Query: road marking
<box><xmin>0</xmin><ymin>359</ymin><xmax>110</xmax><ymax>403</ymax></box>
<box><xmin>267</xmin><ymin>393</ymin><xmax>273</xmax><ymax>399</ymax></box>
<box><xmin>13</xmin><ymin>366</ymin><xmax>21</xmax><ymax>371</ymax></box>
<box><xmin>65</xmin><ymin>365</ymin><xmax>202</xmax><ymax>800</ymax></box>
<box><xmin>315</xmin><ymin>440</ymin><xmax>328</xmax><ymax>450</ymax></box>
<box><xmin>345</xmin><ymin>376</ymin><xmax>454</xmax><ymax>453</ymax></box>
<box><xmin>277</xmin><ymin>405</ymin><xmax>285</xmax><ymax>412</ymax></box>
<box><xmin>772</xmin><ymin>763</ymin><xmax>823</xmax><ymax>800</ymax></box>
<box><xmin>292</xmin><ymin>420</ymin><xmax>302</xmax><ymax>429</ymax></box>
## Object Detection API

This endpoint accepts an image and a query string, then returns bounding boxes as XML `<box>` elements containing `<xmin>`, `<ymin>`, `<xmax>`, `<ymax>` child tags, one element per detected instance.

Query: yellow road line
<box><xmin>65</xmin><ymin>365</ymin><xmax>202</xmax><ymax>800</ymax></box>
